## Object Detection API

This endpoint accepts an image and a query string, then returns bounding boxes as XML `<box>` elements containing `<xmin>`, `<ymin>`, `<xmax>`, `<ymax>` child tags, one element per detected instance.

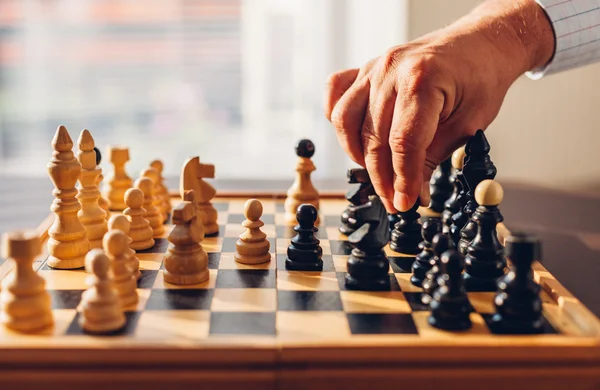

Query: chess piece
<box><xmin>442</xmin><ymin>146</ymin><xmax>466</xmax><ymax>233</ymax></box>
<box><xmin>286</xmin><ymin>204</ymin><xmax>323</xmax><ymax>271</ymax></box>
<box><xmin>345</xmin><ymin>195</ymin><xmax>391</xmax><ymax>291</ymax></box>
<box><xmin>449</xmin><ymin>180</ymin><xmax>469</xmax><ymax>245</ymax></box>
<box><xmin>104</xmin><ymin>230</ymin><xmax>138</xmax><ymax>308</ymax></box>
<box><xmin>428</xmin><ymin>249</ymin><xmax>472</xmax><ymax>331</ymax></box>
<box><xmin>180</xmin><ymin>156</ymin><xmax>219</xmax><ymax>236</ymax></box>
<box><xmin>76</xmin><ymin>129</ymin><xmax>108</xmax><ymax>249</ymax></box>
<box><xmin>284</xmin><ymin>139</ymin><xmax>319</xmax><ymax>224</ymax></box>
<box><xmin>141</xmin><ymin>167</ymin><xmax>168</xmax><ymax>226</ymax></box>
<box><xmin>388</xmin><ymin>213</ymin><xmax>400</xmax><ymax>232</ymax></box>
<box><xmin>411</xmin><ymin>219</ymin><xmax>442</xmax><ymax>287</ymax></box>
<box><xmin>79</xmin><ymin>249</ymin><xmax>126</xmax><ymax>334</ymax></box>
<box><xmin>458</xmin><ymin>130</ymin><xmax>497</xmax><ymax>255</ymax></box>
<box><xmin>429</xmin><ymin>157</ymin><xmax>453</xmax><ymax>214</ymax></box>
<box><xmin>94</xmin><ymin>146</ymin><xmax>110</xmax><ymax>219</ymax></box>
<box><xmin>47</xmin><ymin>125</ymin><xmax>89</xmax><ymax>269</ymax></box>
<box><xmin>183</xmin><ymin>189</ymin><xmax>205</xmax><ymax>237</ymax></box>
<box><xmin>340</xmin><ymin>168</ymin><xmax>376</xmax><ymax>235</ymax></box>
<box><xmin>463</xmin><ymin>180</ymin><xmax>507</xmax><ymax>291</ymax></box>
<box><xmin>0</xmin><ymin>231</ymin><xmax>54</xmax><ymax>333</ymax></box>
<box><xmin>105</xmin><ymin>146</ymin><xmax>133</xmax><ymax>211</ymax></box>
<box><xmin>389</xmin><ymin>199</ymin><xmax>421</xmax><ymax>255</ymax></box>
<box><xmin>234</xmin><ymin>199</ymin><xmax>271</xmax><ymax>264</ymax></box>
<box><xmin>123</xmin><ymin>188</ymin><xmax>155</xmax><ymax>251</ymax></box>
<box><xmin>108</xmin><ymin>214</ymin><xmax>141</xmax><ymax>280</ymax></box>
<box><xmin>164</xmin><ymin>200</ymin><xmax>209</xmax><ymax>285</ymax></box>
<box><xmin>422</xmin><ymin>232</ymin><xmax>453</xmax><ymax>305</ymax></box>
<box><xmin>490</xmin><ymin>232</ymin><xmax>544</xmax><ymax>334</ymax></box>
<box><xmin>150</xmin><ymin>159</ymin><xmax>172</xmax><ymax>222</ymax></box>
<box><xmin>135</xmin><ymin>177</ymin><xmax>165</xmax><ymax>238</ymax></box>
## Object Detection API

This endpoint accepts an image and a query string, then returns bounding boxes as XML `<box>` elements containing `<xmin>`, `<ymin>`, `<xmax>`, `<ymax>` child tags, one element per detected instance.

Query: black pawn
<box><xmin>411</xmin><ymin>219</ymin><xmax>442</xmax><ymax>287</ymax></box>
<box><xmin>345</xmin><ymin>196</ymin><xmax>391</xmax><ymax>291</ymax></box>
<box><xmin>286</xmin><ymin>204</ymin><xmax>323</xmax><ymax>271</ymax></box>
<box><xmin>463</xmin><ymin>180</ymin><xmax>506</xmax><ymax>291</ymax></box>
<box><xmin>429</xmin><ymin>158</ymin><xmax>453</xmax><ymax>213</ymax></box>
<box><xmin>458</xmin><ymin>130</ymin><xmax>497</xmax><ymax>255</ymax></box>
<box><xmin>490</xmin><ymin>232</ymin><xmax>544</xmax><ymax>334</ymax></box>
<box><xmin>296</xmin><ymin>138</ymin><xmax>315</xmax><ymax>158</ymax></box>
<box><xmin>340</xmin><ymin>168</ymin><xmax>375</xmax><ymax>235</ymax></box>
<box><xmin>389</xmin><ymin>199</ymin><xmax>421</xmax><ymax>255</ymax></box>
<box><xmin>428</xmin><ymin>249</ymin><xmax>472</xmax><ymax>331</ymax></box>
<box><xmin>421</xmin><ymin>232</ymin><xmax>453</xmax><ymax>305</ymax></box>
<box><xmin>388</xmin><ymin>213</ymin><xmax>400</xmax><ymax>233</ymax></box>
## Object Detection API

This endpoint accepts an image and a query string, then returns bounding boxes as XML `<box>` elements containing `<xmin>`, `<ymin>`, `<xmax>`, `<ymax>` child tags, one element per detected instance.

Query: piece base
<box><xmin>285</xmin><ymin>258</ymin><xmax>323</xmax><ymax>272</ymax></box>
<box><xmin>234</xmin><ymin>252</ymin><xmax>271</xmax><ymax>265</ymax></box>
<box><xmin>130</xmin><ymin>239</ymin><xmax>155</xmax><ymax>251</ymax></box>
<box><xmin>163</xmin><ymin>269</ymin><xmax>209</xmax><ymax>285</ymax></box>
<box><xmin>344</xmin><ymin>274</ymin><xmax>390</xmax><ymax>291</ymax></box>
<box><xmin>46</xmin><ymin>255</ymin><xmax>85</xmax><ymax>270</ymax></box>
<box><xmin>428</xmin><ymin>314</ymin><xmax>472</xmax><ymax>331</ymax></box>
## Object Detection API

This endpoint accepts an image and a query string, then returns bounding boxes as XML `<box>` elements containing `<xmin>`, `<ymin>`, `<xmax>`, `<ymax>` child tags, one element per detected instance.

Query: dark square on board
<box><xmin>213</xmin><ymin>202</ymin><xmax>230</xmax><ymax>212</ymax></box>
<box><xmin>389</xmin><ymin>256</ymin><xmax>416</xmax><ymax>273</ymax></box>
<box><xmin>65</xmin><ymin>311</ymin><xmax>141</xmax><ymax>336</ymax></box>
<box><xmin>137</xmin><ymin>238</ymin><xmax>169</xmax><ymax>254</ymax></box>
<box><xmin>50</xmin><ymin>290</ymin><xmax>84</xmax><ymax>309</ymax></box>
<box><xmin>208</xmin><ymin>253</ymin><xmax>221</xmax><ymax>269</ymax></box>
<box><xmin>347</xmin><ymin>313</ymin><xmax>418</xmax><ymax>335</ymax></box>
<box><xmin>137</xmin><ymin>270</ymin><xmax>159</xmax><ymax>289</ymax></box>
<box><xmin>145</xmin><ymin>289</ymin><xmax>215</xmax><ymax>310</ymax></box>
<box><xmin>215</xmin><ymin>269</ymin><xmax>276</xmax><ymax>289</ymax></box>
<box><xmin>278</xmin><ymin>290</ymin><xmax>343</xmax><ymax>311</ymax></box>
<box><xmin>329</xmin><ymin>240</ymin><xmax>354</xmax><ymax>256</ymax></box>
<box><xmin>209</xmin><ymin>312</ymin><xmax>276</xmax><ymax>336</ymax></box>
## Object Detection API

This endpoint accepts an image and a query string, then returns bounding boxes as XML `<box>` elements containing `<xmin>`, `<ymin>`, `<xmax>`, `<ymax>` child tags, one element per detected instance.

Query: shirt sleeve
<box><xmin>527</xmin><ymin>0</ymin><xmax>600</xmax><ymax>79</ymax></box>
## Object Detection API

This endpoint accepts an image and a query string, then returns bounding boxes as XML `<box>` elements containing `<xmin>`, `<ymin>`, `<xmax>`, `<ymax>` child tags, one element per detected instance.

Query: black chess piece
<box><xmin>458</xmin><ymin>130</ymin><xmax>497</xmax><ymax>255</ymax></box>
<box><xmin>490</xmin><ymin>232</ymin><xmax>544</xmax><ymax>334</ymax></box>
<box><xmin>428</xmin><ymin>249</ymin><xmax>472</xmax><ymax>331</ymax></box>
<box><xmin>421</xmin><ymin>232</ymin><xmax>453</xmax><ymax>305</ymax></box>
<box><xmin>286</xmin><ymin>204</ymin><xmax>323</xmax><ymax>271</ymax></box>
<box><xmin>296</xmin><ymin>138</ymin><xmax>315</xmax><ymax>158</ymax></box>
<box><xmin>429</xmin><ymin>158</ymin><xmax>453</xmax><ymax>213</ymax></box>
<box><xmin>442</xmin><ymin>155</ymin><xmax>465</xmax><ymax>233</ymax></box>
<box><xmin>388</xmin><ymin>213</ymin><xmax>400</xmax><ymax>233</ymax></box>
<box><xmin>94</xmin><ymin>146</ymin><xmax>102</xmax><ymax>166</ymax></box>
<box><xmin>449</xmin><ymin>180</ymin><xmax>468</xmax><ymax>245</ymax></box>
<box><xmin>340</xmin><ymin>168</ymin><xmax>376</xmax><ymax>235</ymax></box>
<box><xmin>411</xmin><ymin>219</ymin><xmax>442</xmax><ymax>287</ymax></box>
<box><xmin>463</xmin><ymin>180</ymin><xmax>506</xmax><ymax>292</ymax></box>
<box><xmin>345</xmin><ymin>195</ymin><xmax>391</xmax><ymax>291</ymax></box>
<box><xmin>389</xmin><ymin>199</ymin><xmax>421</xmax><ymax>255</ymax></box>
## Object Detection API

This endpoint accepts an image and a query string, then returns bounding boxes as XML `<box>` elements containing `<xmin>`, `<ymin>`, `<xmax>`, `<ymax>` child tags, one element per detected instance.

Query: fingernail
<box><xmin>393</xmin><ymin>192</ymin><xmax>410</xmax><ymax>212</ymax></box>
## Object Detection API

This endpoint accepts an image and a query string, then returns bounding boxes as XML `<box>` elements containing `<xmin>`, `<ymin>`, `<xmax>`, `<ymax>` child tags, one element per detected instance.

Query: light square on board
<box><xmin>468</xmin><ymin>292</ymin><xmax>497</xmax><ymax>314</ymax></box>
<box><xmin>340</xmin><ymin>291</ymin><xmax>411</xmax><ymax>313</ymax></box>
<box><xmin>152</xmin><ymin>269</ymin><xmax>218</xmax><ymax>289</ymax></box>
<box><xmin>277</xmin><ymin>290</ymin><xmax>343</xmax><ymax>311</ymax></box>
<box><xmin>277</xmin><ymin>311</ymin><xmax>352</xmax><ymax>341</ymax></box>
<box><xmin>39</xmin><ymin>269</ymin><xmax>87</xmax><ymax>290</ymax></box>
<box><xmin>395</xmin><ymin>273</ymin><xmax>423</xmax><ymax>293</ymax></box>
<box><xmin>211</xmin><ymin>288</ymin><xmax>277</xmax><ymax>312</ymax></box>
<box><xmin>277</xmin><ymin>271</ymin><xmax>340</xmax><ymax>291</ymax></box>
<box><xmin>326</xmin><ymin>226</ymin><xmax>347</xmax><ymax>241</ymax></box>
<box><xmin>137</xmin><ymin>253</ymin><xmax>164</xmax><ymax>271</ymax></box>
<box><xmin>136</xmin><ymin>310</ymin><xmax>211</xmax><ymax>340</ymax></box>
<box><xmin>411</xmin><ymin>311</ymin><xmax>490</xmax><ymax>337</ymax></box>
<box><xmin>224</xmin><ymin>223</ymin><xmax>276</xmax><ymax>239</ymax></box>
<box><xmin>218</xmin><ymin>252</ymin><xmax>275</xmax><ymax>270</ymax></box>
<box><xmin>332</xmin><ymin>255</ymin><xmax>348</xmax><ymax>273</ymax></box>
<box><xmin>202</xmin><ymin>237</ymin><xmax>223</xmax><ymax>253</ymax></box>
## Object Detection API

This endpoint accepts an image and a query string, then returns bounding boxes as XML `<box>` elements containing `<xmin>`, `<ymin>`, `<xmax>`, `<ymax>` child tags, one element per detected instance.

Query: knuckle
<box><xmin>330</xmin><ymin>106</ymin><xmax>353</xmax><ymax>131</ymax></box>
<box><xmin>325</xmin><ymin>71</ymin><xmax>343</xmax><ymax>89</ymax></box>
<box><xmin>401</xmin><ymin>55</ymin><xmax>438</xmax><ymax>93</ymax></box>
<box><xmin>389</xmin><ymin>133</ymin><xmax>422</xmax><ymax>155</ymax></box>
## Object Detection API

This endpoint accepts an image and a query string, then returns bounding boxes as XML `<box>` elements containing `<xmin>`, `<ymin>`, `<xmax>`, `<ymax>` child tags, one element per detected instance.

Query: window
<box><xmin>0</xmin><ymin>0</ymin><xmax>408</xmax><ymax>181</ymax></box>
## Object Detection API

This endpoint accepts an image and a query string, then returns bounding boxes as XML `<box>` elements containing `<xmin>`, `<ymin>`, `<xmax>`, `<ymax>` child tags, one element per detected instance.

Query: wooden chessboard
<box><xmin>0</xmin><ymin>194</ymin><xmax>599</xmax><ymax>390</ymax></box>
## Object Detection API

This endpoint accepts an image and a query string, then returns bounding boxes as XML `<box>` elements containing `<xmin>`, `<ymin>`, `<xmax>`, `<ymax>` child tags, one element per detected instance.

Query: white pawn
<box><xmin>108</xmin><ymin>214</ymin><xmax>141</xmax><ymax>280</ymax></box>
<box><xmin>150</xmin><ymin>159</ymin><xmax>172</xmax><ymax>221</ymax></box>
<box><xmin>0</xmin><ymin>231</ymin><xmax>53</xmax><ymax>333</ymax></box>
<box><xmin>124</xmin><ymin>188</ymin><xmax>154</xmax><ymax>251</ymax></box>
<box><xmin>103</xmin><ymin>230</ymin><xmax>138</xmax><ymax>309</ymax></box>
<box><xmin>135</xmin><ymin>177</ymin><xmax>165</xmax><ymax>238</ymax></box>
<box><xmin>79</xmin><ymin>249</ymin><xmax>126</xmax><ymax>334</ymax></box>
<box><xmin>234</xmin><ymin>199</ymin><xmax>271</xmax><ymax>264</ymax></box>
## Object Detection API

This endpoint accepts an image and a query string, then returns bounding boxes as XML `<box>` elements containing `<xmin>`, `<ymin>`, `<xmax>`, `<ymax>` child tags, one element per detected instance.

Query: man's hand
<box><xmin>324</xmin><ymin>0</ymin><xmax>554</xmax><ymax>213</ymax></box>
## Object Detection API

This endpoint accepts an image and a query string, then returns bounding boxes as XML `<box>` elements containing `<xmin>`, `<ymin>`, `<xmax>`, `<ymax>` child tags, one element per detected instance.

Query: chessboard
<box><xmin>0</xmin><ymin>194</ymin><xmax>599</xmax><ymax>389</ymax></box>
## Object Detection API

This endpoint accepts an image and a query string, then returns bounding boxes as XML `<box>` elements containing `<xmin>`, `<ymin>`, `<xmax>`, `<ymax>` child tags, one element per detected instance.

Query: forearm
<box><xmin>455</xmin><ymin>0</ymin><xmax>555</xmax><ymax>78</ymax></box>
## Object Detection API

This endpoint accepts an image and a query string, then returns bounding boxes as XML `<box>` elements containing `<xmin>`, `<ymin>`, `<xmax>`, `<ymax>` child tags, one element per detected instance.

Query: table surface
<box><xmin>1</xmin><ymin>176</ymin><xmax>599</xmax><ymax>319</ymax></box>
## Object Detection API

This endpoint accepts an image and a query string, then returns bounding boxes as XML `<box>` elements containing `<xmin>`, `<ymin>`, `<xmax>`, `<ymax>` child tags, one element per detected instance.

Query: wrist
<box><xmin>463</xmin><ymin>0</ymin><xmax>556</xmax><ymax>78</ymax></box>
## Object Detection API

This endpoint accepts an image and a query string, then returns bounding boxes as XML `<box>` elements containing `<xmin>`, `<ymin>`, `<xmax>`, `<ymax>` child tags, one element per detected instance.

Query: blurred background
<box><xmin>1</xmin><ymin>0</ymin><xmax>600</xmax><ymax>191</ymax></box>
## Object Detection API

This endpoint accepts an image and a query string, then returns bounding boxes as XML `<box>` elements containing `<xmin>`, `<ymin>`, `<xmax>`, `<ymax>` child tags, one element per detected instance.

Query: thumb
<box><xmin>389</xmin><ymin>89</ymin><xmax>444</xmax><ymax>212</ymax></box>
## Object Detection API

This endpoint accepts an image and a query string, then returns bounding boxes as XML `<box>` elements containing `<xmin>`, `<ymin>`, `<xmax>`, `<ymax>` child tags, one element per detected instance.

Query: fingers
<box><xmin>324</xmin><ymin>68</ymin><xmax>359</xmax><ymax>121</ymax></box>
<box><xmin>329</xmin><ymin>78</ymin><xmax>370</xmax><ymax>166</ymax></box>
<box><xmin>389</xmin><ymin>88</ymin><xmax>444</xmax><ymax>211</ymax></box>
<box><xmin>362</xmin><ymin>89</ymin><xmax>397</xmax><ymax>213</ymax></box>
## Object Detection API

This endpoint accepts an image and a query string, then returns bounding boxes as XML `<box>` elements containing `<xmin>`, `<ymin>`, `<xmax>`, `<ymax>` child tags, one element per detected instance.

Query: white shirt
<box><xmin>528</xmin><ymin>0</ymin><xmax>600</xmax><ymax>79</ymax></box>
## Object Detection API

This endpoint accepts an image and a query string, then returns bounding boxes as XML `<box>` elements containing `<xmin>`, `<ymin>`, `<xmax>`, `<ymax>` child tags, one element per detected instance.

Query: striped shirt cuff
<box><xmin>527</xmin><ymin>0</ymin><xmax>600</xmax><ymax>79</ymax></box>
